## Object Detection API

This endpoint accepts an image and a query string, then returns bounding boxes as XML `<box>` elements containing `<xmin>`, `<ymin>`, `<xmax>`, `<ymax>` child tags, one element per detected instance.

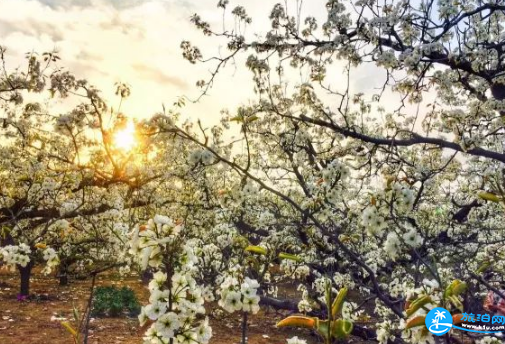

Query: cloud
<box><xmin>132</xmin><ymin>63</ymin><xmax>188</xmax><ymax>90</ymax></box>
<box><xmin>0</xmin><ymin>0</ymin><xmax>354</xmax><ymax>124</ymax></box>
<box><xmin>0</xmin><ymin>0</ymin><xmax>231</xmax><ymax>120</ymax></box>
<box><xmin>0</xmin><ymin>18</ymin><xmax>65</xmax><ymax>42</ymax></box>
<box><xmin>37</xmin><ymin>0</ymin><xmax>149</xmax><ymax>9</ymax></box>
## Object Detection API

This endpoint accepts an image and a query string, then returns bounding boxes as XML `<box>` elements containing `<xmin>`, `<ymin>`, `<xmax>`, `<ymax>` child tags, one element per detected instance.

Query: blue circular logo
<box><xmin>425</xmin><ymin>307</ymin><xmax>453</xmax><ymax>336</ymax></box>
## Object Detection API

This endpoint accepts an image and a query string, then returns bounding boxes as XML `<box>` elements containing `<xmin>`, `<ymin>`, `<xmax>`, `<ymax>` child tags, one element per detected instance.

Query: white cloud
<box><xmin>0</xmin><ymin>0</ymin><xmax>265</xmax><ymax>124</ymax></box>
<box><xmin>1</xmin><ymin>0</ymin><xmax>404</xmax><ymax>128</ymax></box>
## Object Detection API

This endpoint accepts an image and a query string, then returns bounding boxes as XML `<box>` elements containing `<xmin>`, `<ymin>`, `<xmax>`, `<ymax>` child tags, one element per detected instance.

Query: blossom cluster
<box><xmin>139</xmin><ymin>270</ymin><xmax>211</xmax><ymax>344</ymax></box>
<box><xmin>391</xmin><ymin>183</ymin><xmax>415</xmax><ymax>213</ymax></box>
<box><xmin>129</xmin><ymin>215</ymin><xmax>212</xmax><ymax>344</ymax></box>
<box><xmin>296</xmin><ymin>285</ymin><xmax>313</xmax><ymax>313</ymax></box>
<box><xmin>362</xmin><ymin>206</ymin><xmax>387</xmax><ymax>236</ymax></box>
<box><xmin>0</xmin><ymin>244</ymin><xmax>31</xmax><ymax>268</ymax></box>
<box><xmin>41</xmin><ymin>247</ymin><xmax>60</xmax><ymax>274</ymax></box>
<box><xmin>188</xmin><ymin>149</ymin><xmax>215</xmax><ymax>166</ymax></box>
<box><xmin>217</xmin><ymin>276</ymin><xmax>261</xmax><ymax>314</ymax></box>
<box><xmin>383</xmin><ymin>222</ymin><xmax>423</xmax><ymax>261</ymax></box>
<box><xmin>286</xmin><ymin>337</ymin><xmax>307</xmax><ymax>344</ymax></box>
<box><xmin>321</xmin><ymin>159</ymin><xmax>350</xmax><ymax>186</ymax></box>
<box><xmin>129</xmin><ymin>215</ymin><xmax>184</xmax><ymax>270</ymax></box>
<box><xmin>280</xmin><ymin>259</ymin><xmax>310</xmax><ymax>280</ymax></box>
<box><xmin>0</xmin><ymin>243</ymin><xmax>59</xmax><ymax>274</ymax></box>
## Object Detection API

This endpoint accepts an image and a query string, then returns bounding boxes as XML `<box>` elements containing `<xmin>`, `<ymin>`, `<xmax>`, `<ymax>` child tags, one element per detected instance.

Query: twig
<box><xmin>470</xmin><ymin>272</ymin><xmax>505</xmax><ymax>300</ymax></box>
<box><xmin>82</xmin><ymin>272</ymin><xmax>97</xmax><ymax>344</ymax></box>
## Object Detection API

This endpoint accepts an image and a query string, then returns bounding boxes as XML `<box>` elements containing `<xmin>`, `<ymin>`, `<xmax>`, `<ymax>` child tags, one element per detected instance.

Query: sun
<box><xmin>113</xmin><ymin>121</ymin><xmax>137</xmax><ymax>151</ymax></box>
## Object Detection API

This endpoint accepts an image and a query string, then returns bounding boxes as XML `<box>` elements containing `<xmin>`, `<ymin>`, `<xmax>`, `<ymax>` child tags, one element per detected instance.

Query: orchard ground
<box><xmin>0</xmin><ymin>269</ymin><xmax>328</xmax><ymax>344</ymax></box>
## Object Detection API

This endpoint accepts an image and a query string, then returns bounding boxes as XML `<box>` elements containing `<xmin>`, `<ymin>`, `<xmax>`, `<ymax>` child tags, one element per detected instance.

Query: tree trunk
<box><xmin>18</xmin><ymin>262</ymin><xmax>33</xmax><ymax>297</ymax></box>
<box><xmin>241</xmin><ymin>312</ymin><xmax>248</xmax><ymax>344</ymax></box>
<box><xmin>59</xmin><ymin>273</ymin><xmax>69</xmax><ymax>286</ymax></box>
<box><xmin>141</xmin><ymin>269</ymin><xmax>153</xmax><ymax>285</ymax></box>
<box><xmin>59</xmin><ymin>264</ymin><xmax>69</xmax><ymax>286</ymax></box>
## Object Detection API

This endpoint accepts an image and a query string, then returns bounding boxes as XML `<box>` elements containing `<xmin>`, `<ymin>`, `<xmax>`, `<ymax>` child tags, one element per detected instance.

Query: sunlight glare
<box><xmin>113</xmin><ymin>121</ymin><xmax>136</xmax><ymax>151</ymax></box>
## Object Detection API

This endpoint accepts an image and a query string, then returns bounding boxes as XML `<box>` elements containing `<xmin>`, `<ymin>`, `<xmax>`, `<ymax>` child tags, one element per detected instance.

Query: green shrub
<box><xmin>91</xmin><ymin>286</ymin><xmax>140</xmax><ymax>317</ymax></box>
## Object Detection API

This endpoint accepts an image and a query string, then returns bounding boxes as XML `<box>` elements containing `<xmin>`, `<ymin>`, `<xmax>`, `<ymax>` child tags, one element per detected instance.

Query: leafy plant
<box><xmin>405</xmin><ymin>279</ymin><xmax>467</xmax><ymax>332</ymax></box>
<box><xmin>60</xmin><ymin>304</ymin><xmax>81</xmax><ymax>344</ymax></box>
<box><xmin>91</xmin><ymin>286</ymin><xmax>140</xmax><ymax>317</ymax></box>
<box><xmin>277</xmin><ymin>282</ymin><xmax>353</xmax><ymax>344</ymax></box>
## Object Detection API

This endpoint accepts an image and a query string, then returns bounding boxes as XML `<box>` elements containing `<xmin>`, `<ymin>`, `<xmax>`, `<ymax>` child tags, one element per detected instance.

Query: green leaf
<box><xmin>315</xmin><ymin>319</ymin><xmax>330</xmax><ymax>339</ymax></box>
<box><xmin>72</xmin><ymin>304</ymin><xmax>80</xmax><ymax>323</ymax></box>
<box><xmin>278</xmin><ymin>252</ymin><xmax>302</xmax><ymax>262</ymax></box>
<box><xmin>61</xmin><ymin>321</ymin><xmax>77</xmax><ymax>337</ymax></box>
<box><xmin>478</xmin><ymin>191</ymin><xmax>501</xmax><ymax>203</ymax></box>
<box><xmin>245</xmin><ymin>245</ymin><xmax>267</xmax><ymax>255</ymax></box>
<box><xmin>331</xmin><ymin>287</ymin><xmax>348</xmax><ymax>318</ymax></box>
<box><xmin>229</xmin><ymin>116</ymin><xmax>244</xmax><ymax>123</ymax></box>
<box><xmin>476</xmin><ymin>261</ymin><xmax>491</xmax><ymax>274</ymax></box>
<box><xmin>331</xmin><ymin>319</ymin><xmax>353</xmax><ymax>339</ymax></box>
<box><xmin>406</xmin><ymin>295</ymin><xmax>432</xmax><ymax>317</ymax></box>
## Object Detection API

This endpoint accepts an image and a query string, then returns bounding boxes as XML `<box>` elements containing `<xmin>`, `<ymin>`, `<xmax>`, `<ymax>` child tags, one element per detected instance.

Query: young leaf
<box><xmin>331</xmin><ymin>319</ymin><xmax>353</xmax><ymax>339</ymax></box>
<box><xmin>331</xmin><ymin>287</ymin><xmax>348</xmax><ymax>318</ymax></box>
<box><xmin>245</xmin><ymin>245</ymin><xmax>267</xmax><ymax>255</ymax></box>
<box><xmin>60</xmin><ymin>321</ymin><xmax>77</xmax><ymax>337</ymax></box>
<box><xmin>276</xmin><ymin>316</ymin><xmax>316</xmax><ymax>329</ymax></box>
<box><xmin>406</xmin><ymin>315</ymin><xmax>425</xmax><ymax>329</ymax></box>
<box><xmin>278</xmin><ymin>252</ymin><xmax>302</xmax><ymax>262</ymax></box>
<box><xmin>478</xmin><ymin>191</ymin><xmax>501</xmax><ymax>203</ymax></box>
<box><xmin>406</xmin><ymin>295</ymin><xmax>432</xmax><ymax>317</ymax></box>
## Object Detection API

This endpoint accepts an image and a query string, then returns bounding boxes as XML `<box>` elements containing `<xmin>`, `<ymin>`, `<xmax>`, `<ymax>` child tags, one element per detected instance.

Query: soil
<box><xmin>0</xmin><ymin>269</ymin><xmax>322</xmax><ymax>344</ymax></box>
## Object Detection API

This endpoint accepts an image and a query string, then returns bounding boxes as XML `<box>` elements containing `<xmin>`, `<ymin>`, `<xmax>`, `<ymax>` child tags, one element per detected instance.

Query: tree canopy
<box><xmin>2</xmin><ymin>1</ymin><xmax>505</xmax><ymax>344</ymax></box>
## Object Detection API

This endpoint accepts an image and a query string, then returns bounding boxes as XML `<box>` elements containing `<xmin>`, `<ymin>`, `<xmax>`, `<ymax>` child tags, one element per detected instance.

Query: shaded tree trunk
<box><xmin>59</xmin><ymin>263</ymin><xmax>69</xmax><ymax>286</ymax></box>
<box><xmin>141</xmin><ymin>269</ymin><xmax>153</xmax><ymax>285</ymax></box>
<box><xmin>241</xmin><ymin>312</ymin><xmax>248</xmax><ymax>344</ymax></box>
<box><xmin>59</xmin><ymin>273</ymin><xmax>69</xmax><ymax>286</ymax></box>
<box><xmin>18</xmin><ymin>262</ymin><xmax>33</xmax><ymax>297</ymax></box>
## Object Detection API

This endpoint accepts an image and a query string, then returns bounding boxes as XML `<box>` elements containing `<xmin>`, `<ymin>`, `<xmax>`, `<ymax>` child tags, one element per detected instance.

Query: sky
<box><xmin>0</xmin><ymin>0</ymin><xmax>417</xmax><ymax>128</ymax></box>
<box><xmin>0</xmin><ymin>0</ymin><xmax>331</xmax><ymax>125</ymax></box>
